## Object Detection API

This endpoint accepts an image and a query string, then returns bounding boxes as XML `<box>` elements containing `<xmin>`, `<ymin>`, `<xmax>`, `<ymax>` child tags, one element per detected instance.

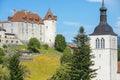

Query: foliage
<box><xmin>49</xmin><ymin>64</ymin><xmax>71</xmax><ymax>80</ymax></box>
<box><xmin>0</xmin><ymin>48</ymin><xmax>5</xmax><ymax>64</ymax></box>
<box><xmin>70</xmin><ymin>26</ymin><xmax>96</xmax><ymax>80</ymax></box>
<box><xmin>54</xmin><ymin>34</ymin><xmax>66</xmax><ymax>52</ymax></box>
<box><xmin>60</xmin><ymin>48</ymin><xmax>72</xmax><ymax>64</ymax></box>
<box><xmin>43</xmin><ymin>44</ymin><xmax>49</xmax><ymax>50</ymax></box>
<box><xmin>0</xmin><ymin>48</ymin><xmax>5</xmax><ymax>56</ymax></box>
<box><xmin>50</xmin><ymin>26</ymin><xmax>95</xmax><ymax>80</ymax></box>
<box><xmin>0</xmin><ymin>65</ymin><xmax>10</xmax><ymax>80</ymax></box>
<box><xmin>8</xmin><ymin>53</ymin><xmax>24</xmax><ymax>80</ymax></box>
<box><xmin>73</xmin><ymin>26</ymin><xmax>88</xmax><ymax>46</ymax></box>
<box><xmin>0</xmin><ymin>57</ymin><xmax>4</xmax><ymax>64</ymax></box>
<box><xmin>28</xmin><ymin>38</ymin><xmax>40</xmax><ymax>53</ymax></box>
<box><xmin>2</xmin><ymin>45</ymin><xmax>8</xmax><ymax>49</ymax></box>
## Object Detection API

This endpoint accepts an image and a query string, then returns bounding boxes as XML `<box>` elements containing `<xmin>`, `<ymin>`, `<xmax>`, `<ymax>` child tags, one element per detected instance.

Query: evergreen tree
<box><xmin>54</xmin><ymin>34</ymin><xmax>66</xmax><ymax>52</ymax></box>
<box><xmin>60</xmin><ymin>48</ymin><xmax>72</xmax><ymax>64</ymax></box>
<box><xmin>49</xmin><ymin>64</ymin><xmax>71</xmax><ymax>80</ymax></box>
<box><xmin>50</xmin><ymin>27</ymin><xmax>95</xmax><ymax>80</ymax></box>
<box><xmin>8</xmin><ymin>53</ymin><xmax>24</xmax><ymax>80</ymax></box>
<box><xmin>70</xmin><ymin>26</ymin><xmax>96</xmax><ymax>80</ymax></box>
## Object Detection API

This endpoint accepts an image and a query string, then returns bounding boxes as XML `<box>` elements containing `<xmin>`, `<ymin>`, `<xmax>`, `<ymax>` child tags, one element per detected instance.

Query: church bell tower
<box><xmin>90</xmin><ymin>0</ymin><xmax>117</xmax><ymax>80</ymax></box>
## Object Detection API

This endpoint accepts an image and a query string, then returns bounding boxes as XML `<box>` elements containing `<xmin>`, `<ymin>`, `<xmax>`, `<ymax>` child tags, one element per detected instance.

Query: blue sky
<box><xmin>0</xmin><ymin>0</ymin><xmax>120</xmax><ymax>42</ymax></box>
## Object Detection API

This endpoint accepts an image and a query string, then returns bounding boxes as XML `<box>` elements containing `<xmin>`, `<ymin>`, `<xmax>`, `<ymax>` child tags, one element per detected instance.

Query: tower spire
<box><xmin>102</xmin><ymin>0</ymin><xmax>104</xmax><ymax>7</ymax></box>
<box><xmin>100</xmin><ymin>0</ymin><xmax>107</xmax><ymax>23</ymax></box>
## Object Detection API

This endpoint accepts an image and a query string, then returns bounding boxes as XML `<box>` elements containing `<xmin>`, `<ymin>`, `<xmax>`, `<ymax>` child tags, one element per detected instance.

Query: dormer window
<box><xmin>48</xmin><ymin>15</ymin><xmax>52</xmax><ymax>20</ymax></box>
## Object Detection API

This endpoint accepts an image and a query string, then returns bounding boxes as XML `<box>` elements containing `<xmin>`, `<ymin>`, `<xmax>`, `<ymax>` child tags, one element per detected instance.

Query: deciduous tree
<box><xmin>54</xmin><ymin>34</ymin><xmax>66</xmax><ymax>52</ymax></box>
<box><xmin>28</xmin><ymin>38</ymin><xmax>40</xmax><ymax>53</ymax></box>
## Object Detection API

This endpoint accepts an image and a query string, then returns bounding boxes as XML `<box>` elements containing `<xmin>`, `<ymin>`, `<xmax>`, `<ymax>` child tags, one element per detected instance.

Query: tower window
<box><xmin>96</xmin><ymin>38</ymin><xmax>100</xmax><ymax>48</ymax></box>
<box><xmin>101</xmin><ymin>38</ymin><xmax>105</xmax><ymax>48</ymax></box>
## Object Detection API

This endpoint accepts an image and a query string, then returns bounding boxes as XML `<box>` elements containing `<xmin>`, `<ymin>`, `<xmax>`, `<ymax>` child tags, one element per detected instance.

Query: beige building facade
<box><xmin>0</xmin><ymin>9</ymin><xmax>57</xmax><ymax>47</ymax></box>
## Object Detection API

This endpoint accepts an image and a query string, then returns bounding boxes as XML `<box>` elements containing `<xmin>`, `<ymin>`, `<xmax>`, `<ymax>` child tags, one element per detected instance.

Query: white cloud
<box><xmin>63</xmin><ymin>21</ymin><xmax>80</xmax><ymax>27</ymax></box>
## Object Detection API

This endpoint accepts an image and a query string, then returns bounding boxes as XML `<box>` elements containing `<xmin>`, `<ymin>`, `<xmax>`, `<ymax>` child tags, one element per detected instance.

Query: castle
<box><xmin>90</xmin><ymin>0</ymin><xmax>120</xmax><ymax>80</ymax></box>
<box><xmin>0</xmin><ymin>9</ymin><xmax>57</xmax><ymax>47</ymax></box>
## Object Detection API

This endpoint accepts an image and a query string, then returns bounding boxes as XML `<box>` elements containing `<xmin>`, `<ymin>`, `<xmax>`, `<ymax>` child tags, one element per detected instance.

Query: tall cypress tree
<box><xmin>70</xmin><ymin>26</ymin><xmax>96</xmax><ymax>80</ymax></box>
<box><xmin>8</xmin><ymin>53</ymin><xmax>24</xmax><ymax>80</ymax></box>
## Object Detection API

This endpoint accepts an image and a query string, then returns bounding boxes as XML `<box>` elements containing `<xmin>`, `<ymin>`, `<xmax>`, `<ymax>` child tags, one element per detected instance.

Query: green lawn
<box><xmin>22</xmin><ymin>53</ymin><xmax>60</xmax><ymax>80</ymax></box>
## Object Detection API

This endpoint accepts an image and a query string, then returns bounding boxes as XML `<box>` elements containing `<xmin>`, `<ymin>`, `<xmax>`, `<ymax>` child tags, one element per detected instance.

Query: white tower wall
<box><xmin>90</xmin><ymin>35</ymin><xmax>117</xmax><ymax>80</ymax></box>
<box><xmin>44</xmin><ymin>20</ymin><xmax>56</xmax><ymax>47</ymax></box>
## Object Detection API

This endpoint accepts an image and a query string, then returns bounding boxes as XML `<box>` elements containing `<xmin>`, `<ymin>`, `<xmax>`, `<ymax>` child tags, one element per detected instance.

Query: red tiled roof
<box><xmin>118</xmin><ymin>61</ymin><xmax>120</xmax><ymax>73</ymax></box>
<box><xmin>44</xmin><ymin>9</ymin><xmax>57</xmax><ymax>20</ymax></box>
<box><xmin>0</xmin><ymin>27</ymin><xmax>6</xmax><ymax>31</ymax></box>
<box><xmin>8</xmin><ymin>10</ymin><xmax>44</xmax><ymax>24</ymax></box>
<box><xmin>66</xmin><ymin>44</ymin><xmax>77</xmax><ymax>49</ymax></box>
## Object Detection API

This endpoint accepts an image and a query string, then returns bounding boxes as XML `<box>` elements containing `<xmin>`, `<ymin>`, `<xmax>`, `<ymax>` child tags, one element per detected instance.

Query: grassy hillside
<box><xmin>22</xmin><ymin>53</ymin><xmax>60</xmax><ymax>80</ymax></box>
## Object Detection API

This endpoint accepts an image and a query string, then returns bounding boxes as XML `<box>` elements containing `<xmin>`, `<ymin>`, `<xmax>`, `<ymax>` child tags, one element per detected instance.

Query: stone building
<box><xmin>0</xmin><ymin>9</ymin><xmax>57</xmax><ymax>47</ymax></box>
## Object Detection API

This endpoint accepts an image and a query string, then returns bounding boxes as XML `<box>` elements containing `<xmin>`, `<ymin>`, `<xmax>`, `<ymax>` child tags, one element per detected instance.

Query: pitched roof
<box><xmin>0</xmin><ymin>27</ymin><xmax>6</xmax><ymax>31</ymax></box>
<box><xmin>44</xmin><ymin>9</ymin><xmax>57</xmax><ymax>20</ymax></box>
<box><xmin>8</xmin><ymin>10</ymin><xmax>44</xmax><ymax>24</ymax></box>
<box><xmin>118</xmin><ymin>61</ymin><xmax>120</xmax><ymax>73</ymax></box>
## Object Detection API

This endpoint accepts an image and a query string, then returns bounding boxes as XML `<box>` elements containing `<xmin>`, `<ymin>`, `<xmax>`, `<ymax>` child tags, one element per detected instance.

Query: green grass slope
<box><xmin>22</xmin><ymin>53</ymin><xmax>60</xmax><ymax>80</ymax></box>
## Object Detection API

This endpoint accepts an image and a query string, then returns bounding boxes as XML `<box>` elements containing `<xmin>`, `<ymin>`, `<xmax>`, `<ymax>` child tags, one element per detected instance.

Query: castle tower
<box><xmin>43</xmin><ymin>9</ymin><xmax>57</xmax><ymax>47</ymax></box>
<box><xmin>90</xmin><ymin>0</ymin><xmax>117</xmax><ymax>80</ymax></box>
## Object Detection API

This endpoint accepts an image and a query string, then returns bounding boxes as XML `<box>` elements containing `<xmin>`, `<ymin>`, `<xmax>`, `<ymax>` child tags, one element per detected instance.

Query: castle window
<box><xmin>96</xmin><ymin>38</ymin><xmax>100</xmax><ymax>48</ymax></box>
<box><xmin>16</xmin><ymin>41</ymin><xmax>18</xmax><ymax>44</ymax></box>
<box><xmin>11</xmin><ymin>40</ymin><xmax>13</xmax><ymax>43</ymax></box>
<box><xmin>101</xmin><ymin>38</ymin><xmax>105</xmax><ymax>48</ymax></box>
<box><xmin>48</xmin><ymin>15</ymin><xmax>52</xmax><ymax>20</ymax></box>
<box><xmin>11</xmin><ymin>28</ymin><xmax>13</xmax><ymax>33</ymax></box>
<box><xmin>6</xmin><ymin>40</ymin><xmax>8</xmax><ymax>43</ymax></box>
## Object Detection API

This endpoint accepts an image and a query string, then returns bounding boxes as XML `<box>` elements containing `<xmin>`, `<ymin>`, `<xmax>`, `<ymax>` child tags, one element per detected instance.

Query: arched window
<box><xmin>96</xmin><ymin>38</ymin><xmax>100</xmax><ymax>48</ymax></box>
<box><xmin>101</xmin><ymin>38</ymin><xmax>105</xmax><ymax>48</ymax></box>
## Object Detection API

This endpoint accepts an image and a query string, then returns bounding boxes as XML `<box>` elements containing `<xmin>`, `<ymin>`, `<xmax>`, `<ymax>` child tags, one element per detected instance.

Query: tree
<box><xmin>43</xmin><ymin>44</ymin><xmax>49</xmax><ymax>50</ymax></box>
<box><xmin>0</xmin><ymin>66</ymin><xmax>10</xmax><ymax>80</ymax></box>
<box><xmin>0</xmin><ymin>48</ymin><xmax>5</xmax><ymax>56</ymax></box>
<box><xmin>60</xmin><ymin>48</ymin><xmax>72</xmax><ymax>64</ymax></box>
<box><xmin>49</xmin><ymin>64</ymin><xmax>71</xmax><ymax>80</ymax></box>
<box><xmin>50</xmin><ymin>27</ymin><xmax>96</xmax><ymax>80</ymax></box>
<box><xmin>8</xmin><ymin>53</ymin><xmax>24</xmax><ymax>80</ymax></box>
<box><xmin>0</xmin><ymin>48</ymin><xmax>5</xmax><ymax>64</ymax></box>
<box><xmin>70</xmin><ymin>26</ymin><xmax>96</xmax><ymax>80</ymax></box>
<box><xmin>54</xmin><ymin>34</ymin><xmax>66</xmax><ymax>52</ymax></box>
<box><xmin>28</xmin><ymin>38</ymin><xmax>40</xmax><ymax>53</ymax></box>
